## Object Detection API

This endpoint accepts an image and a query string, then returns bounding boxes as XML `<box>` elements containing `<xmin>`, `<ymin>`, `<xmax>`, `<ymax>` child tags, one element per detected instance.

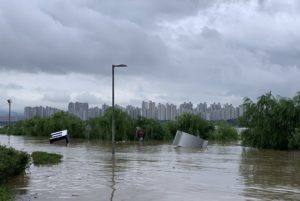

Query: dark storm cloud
<box><xmin>86</xmin><ymin>0</ymin><xmax>215</xmax><ymax>26</ymax></box>
<box><xmin>1</xmin><ymin>0</ymin><xmax>300</xmax><ymax>111</ymax></box>
<box><xmin>0</xmin><ymin>0</ymin><xmax>171</xmax><ymax>75</ymax></box>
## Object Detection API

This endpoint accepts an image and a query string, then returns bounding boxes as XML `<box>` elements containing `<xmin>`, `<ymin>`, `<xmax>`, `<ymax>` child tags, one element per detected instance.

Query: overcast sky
<box><xmin>1</xmin><ymin>0</ymin><xmax>300</xmax><ymax>113</ymax></box>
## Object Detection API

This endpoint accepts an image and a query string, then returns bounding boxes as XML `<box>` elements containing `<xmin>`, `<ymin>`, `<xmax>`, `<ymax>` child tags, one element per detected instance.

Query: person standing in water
<box><xmin>136</xmin><ymin>127</ymin><xmax>145</xmax><ymax>141</ymax></box>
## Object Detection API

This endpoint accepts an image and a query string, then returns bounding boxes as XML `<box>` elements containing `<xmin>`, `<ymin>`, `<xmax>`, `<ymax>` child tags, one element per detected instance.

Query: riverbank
<box><xmin>0</xmin><ymin>145</ymin><xmax>29</xmax><ymax>201</ymax></box>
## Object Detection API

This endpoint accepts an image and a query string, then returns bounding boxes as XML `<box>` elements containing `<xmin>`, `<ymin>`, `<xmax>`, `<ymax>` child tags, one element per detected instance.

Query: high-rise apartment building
<box><xmin>24</xmin><ymin>106</ymin><xmax>61</xmax><ymax>119</ymax></box>
<box><xmin>166</xmin><ymin>103</ymin><xmax>177</xmax><ymax>121</ymax></box>
<box><xmin>24</xmin><ymin>100</ymin><xmax>244</xmax><ymax>122</ymax></box>
<box><xmin>179</xmin><ymin>102</ymin><xmax>193</xmax><ymax>116</ymax></box>
<box><xmin>141</xmin><ymin>101</ymin><xmax>149</xmax><ymax>118</ymax></box>
<box><xmin>157</xmin><ymin>103</ymin><xmax>166</xmax><ymax>121</ymax></box>
<box><xmin>126</xmin><ymin>105</ymin><xmax>141</xmax><ymax>119</ymax></box>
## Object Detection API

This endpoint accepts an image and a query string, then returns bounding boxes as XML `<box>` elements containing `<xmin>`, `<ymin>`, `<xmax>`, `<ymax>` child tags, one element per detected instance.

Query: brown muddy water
<box><xmin>1</xmin><ymin>134</ymin><xmax>300</xmax><ymax>201</ymax></box>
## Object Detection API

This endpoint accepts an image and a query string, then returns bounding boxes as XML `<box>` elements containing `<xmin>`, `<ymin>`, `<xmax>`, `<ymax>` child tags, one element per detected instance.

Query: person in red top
<box><xmin>136</xmin><ymin>127</ymin><xmax>145</xmax><ymax>141</ymax></box>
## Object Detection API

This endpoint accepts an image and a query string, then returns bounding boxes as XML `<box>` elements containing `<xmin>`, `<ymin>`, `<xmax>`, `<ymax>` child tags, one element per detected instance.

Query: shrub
<box><xmin>0</xmin><ymin>185</ymin><xmax>12</xmax><ymax>201</ymax></box>
<box><xmin>210</xmin><ymin>122</ymin><xmax>239</xmax><ymax>142</ymax></box>
<box><xmin>0</xmin><ymin>145</ymin><xmax>29</xmax><ymax>184</ymax></box>
<box><xmin>31</xmin><ymin>151</ymin><xmax>62</xmax><ymax>165</ymax></box>
<box><xmin>176</xmin><ymin>113</ymin><xmax>214</xmax><ymax>139</ymax></box>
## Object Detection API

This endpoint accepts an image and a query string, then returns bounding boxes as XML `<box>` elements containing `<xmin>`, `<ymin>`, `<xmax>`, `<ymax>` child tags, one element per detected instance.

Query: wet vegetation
<box><xmin>209</xmin><ymin>121</ymin><xmax>239</xmax><ymax>142</ymax></box>
<box><xmin>1</xmin><ymin>108</ymin><xmax>240</xmax><ymax>142</ymax></box>
<box><xmin>239</xmin><ymin>91</ymin><xmax>300</xmax><ymax>150</ymax></box>
<box><xmin>0</xmin><ymin>145</ymin><xmax>29</xmax><ymax>201</ymax></box>
<box><xmin>31</xmin><ymin>151</ymin><xmax>62</xmax><ymax>165</ymax></box>
<box><xmin>0</xmin><ymin>185</ymin><xmax>11</xmax><ymax>201</ymax></box>
<box><xmin>0</xmin><ymin>146</ymin><xmax>29</xmax><ymax>184</ymax></box>
<box><xmin>175</xmin><ymin>113</ymin><xmax>214</xmax><ymax>139</ymax></box>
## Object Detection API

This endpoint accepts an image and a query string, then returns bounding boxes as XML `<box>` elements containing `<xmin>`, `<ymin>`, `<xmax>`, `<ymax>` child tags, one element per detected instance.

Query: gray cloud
<box><xmin>0</xmin><ymin>0</ymin><xmax>170</xmax><ymax>75</ymax></box>
<box><xmin>0</xmin><ymin>83</ymin><xmax>23</xmax><ymax>90</ymax></box>
<box><xmin>1</xmin><ymin>0</ymin><xmax>300</xmax><ymax>112</ymax></box>
<box><xmin>42</xmin><ymin>91</ymin><xmax>71</xmax><ymax>103</ymax></box>
<box><xmin>74</xmin><ymin>92</ymin><xmax>104</xmax><ymax>105</ymax></box>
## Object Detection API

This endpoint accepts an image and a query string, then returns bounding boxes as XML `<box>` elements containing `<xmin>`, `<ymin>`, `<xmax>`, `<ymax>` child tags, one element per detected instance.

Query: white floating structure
<box><xmin>49</xmin><ymin>130</ymin><xmax>69</xmax><ymax>144</ymax></box>
<box><xmin>173</xmin><ymin>130</ymin><xmax>208</xmax><ymax>148</ymax></box>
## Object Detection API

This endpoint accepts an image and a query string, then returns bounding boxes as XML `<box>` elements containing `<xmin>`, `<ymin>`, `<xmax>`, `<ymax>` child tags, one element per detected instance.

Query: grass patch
<box><xmin>0</xmin><ymin>185</ymin><xmax>12</xmax><ymax>201</ymax></box>
<box><xmin>31</xmin><ymin>151</ymin><xmax>62</xmax><ymax>165</ymax></box>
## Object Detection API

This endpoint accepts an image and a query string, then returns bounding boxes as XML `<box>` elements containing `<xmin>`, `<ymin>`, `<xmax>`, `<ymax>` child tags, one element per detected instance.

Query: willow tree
<box><xmin>240</xmin><ymin>92</ymin><xmax>300</xmax><ymax>150</ymax></box>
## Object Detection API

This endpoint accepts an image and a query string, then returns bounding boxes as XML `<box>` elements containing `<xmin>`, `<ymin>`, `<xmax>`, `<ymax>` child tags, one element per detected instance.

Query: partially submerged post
<box><xmin>7</xmin><ymin>99</ymin><xmax>12</xmax><ymax>135</ymax></box>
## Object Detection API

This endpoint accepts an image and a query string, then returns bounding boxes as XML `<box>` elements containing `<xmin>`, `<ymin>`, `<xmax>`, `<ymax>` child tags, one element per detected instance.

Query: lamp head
<box><xmin>113</xmin><ymin>64</ymin><xmax>127</xmax><ymax>68</ymax></box>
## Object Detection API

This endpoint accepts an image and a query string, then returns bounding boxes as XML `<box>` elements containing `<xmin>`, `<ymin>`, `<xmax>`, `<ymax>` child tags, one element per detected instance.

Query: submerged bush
<box><xmin>176</xmin><ymin>113</ymin><xmax>214</xmax><ymax>139</ymax></box>
<box><xmin>0</xmin><ymin>145</ymin><xmax>29</xmax><ymax>184</ymax></box>
<box><xmin>209</xmin><ymin>122</ymin><xmax>239</xmax><ymax>142</ymax></box>
<box><xmin>0</xmin><ymin>185</ymin><xmax>12</xmax><ymax>201</ymax></box>
<box><xmin>9</xmin><ymin>112</ymin><xmax>85</xmax><ymax>138</ymax></box>
<box><xmin>31</xmin><ymin>151</ymin><xmax>62</xmax><ymax>165</ymax></box>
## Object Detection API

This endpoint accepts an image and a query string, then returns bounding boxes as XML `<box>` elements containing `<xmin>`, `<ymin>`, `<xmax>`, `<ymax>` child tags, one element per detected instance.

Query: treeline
<box><xmin>239</xmin><ymin>92</ymin><xmax>300</xmax><ymax>150</ymax></box>
<box><xmin>0</xmin><ymin>108</ymin><xmax>238</xmax><ymax>142</ymax></box>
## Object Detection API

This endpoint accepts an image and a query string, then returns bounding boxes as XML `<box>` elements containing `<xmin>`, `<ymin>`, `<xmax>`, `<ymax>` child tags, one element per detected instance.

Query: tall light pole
<box><xmin>112</xmin><ymin>64</ymin><xmax>127</xmax><ymax>154</ymax></box>
<box><xmin>7</xmin><ymin>99</ymin><xmax>12</xmax><ymax>136</ymax></box>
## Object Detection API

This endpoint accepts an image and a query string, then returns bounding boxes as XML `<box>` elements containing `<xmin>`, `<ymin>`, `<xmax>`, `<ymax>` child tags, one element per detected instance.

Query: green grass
<box><xmin>0</xmin><ymin>185</ymin><xmax>12</xmax><ymax>201</ymax></box>
<box><xmin>31</xmin><ymin>151</ymin><xmax>62</xmax><ymax>165</ymax></box>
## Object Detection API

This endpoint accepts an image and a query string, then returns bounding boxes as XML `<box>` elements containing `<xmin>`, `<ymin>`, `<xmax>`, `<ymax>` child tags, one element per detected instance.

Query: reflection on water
<box><xmin>110</xmin><ymin>155</ymin><xmax>116</xmax><ymax>201</ymax></box>
<box><xmin>1</xmin><ymin>135</ymin><xmax>300</xmax><ymax>200</ymax></box>
<box><xmin>240</xmin><ymin>148</ymin><xmax>300</xmax><ymax>200</ymax></box>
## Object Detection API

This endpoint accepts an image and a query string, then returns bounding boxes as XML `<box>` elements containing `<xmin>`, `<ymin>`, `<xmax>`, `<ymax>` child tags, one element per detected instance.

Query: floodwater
<box><xmin>1</xmin><ymin>135</ymin><xmax>300</xmax><ymax>201</ymax></box>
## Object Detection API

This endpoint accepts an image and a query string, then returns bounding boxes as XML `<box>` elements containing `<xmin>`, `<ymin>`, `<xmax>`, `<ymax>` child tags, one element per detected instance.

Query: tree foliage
<box><xmin>7</xmin><ymin>108</ymin><xmax>223</xmax><ymax>141</ymax></box>
<box><xmin>9</xmin><ymin>112</ymin><xmax>86</xmax><ymax>138</ymax></box>
<box><xmin>175</xmin><ymin>113</ymin><xmax>214</xmax><ymax>139</ymax></box>
<box><xmin>209</xmin><ymin>121</ymin><xmax>239</xmax><ymax>142</ymax></box>
<box><xmin>86</xmin><ymin>108</ymin><xmax>135</xmax><ymax>141</ymax></box>
<box><xmin>239</xmin><ymin>91</ymin><xmax>300</xmax><ymax>150</ymax></box>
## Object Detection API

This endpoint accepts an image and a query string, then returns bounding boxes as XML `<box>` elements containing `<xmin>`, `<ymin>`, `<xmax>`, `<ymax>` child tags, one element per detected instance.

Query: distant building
<box><xmin>141</xmin><ymin>101</ymin><xmax>149</xmax><ymax>118</ymax></box>
<box><xmin>24</xmin><ymin>100</ymin><xmax>244</xmax><ymax>122</ymax></box>
<box><xmin>126</xmin><ymin>105</ymin><xmax>141</xmax><ymax>119</ymax></box>
<box><xmin>87</xmin><ymin>107</ymin><xmax>102</xmax><ymax>119</ymax></box>
<box><xmin>24</xmin><ymin>106</ymin><xmax>61</xmax><ymax>119</ymax></box>
<box><xmin>157</xmin><ymin>103</ymin><xmax>166</xmax><ymax>121</ymax></box>
<box><xmin>68</xmin><ymin>102</ymin><xmax>105</xmax><ymax>120</ymax></box>
<box><xmin>179</xmin><ymin>102</ymin><xmax>193</xmax><ymax>116</ymax></box>
<box><xmin>102</xmin><ymin>104</ymin><xmax>110</xmax><ymax>114</ymax></box>
<box><xmin>166</xmin><ymin>103</ymin><xmax>177</xmax><ymax>121</ymax></box>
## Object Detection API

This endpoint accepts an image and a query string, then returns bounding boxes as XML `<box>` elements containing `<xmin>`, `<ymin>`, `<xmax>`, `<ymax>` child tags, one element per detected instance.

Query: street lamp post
<box><xmin>112</xmin><ymin>64</ymin><xmax>127</xmax><ymax>154</ymax></box>
<box><xmin>7</xmin><ymin>99</ymin><xmax>12</xmax><ymax>135</ymax></box>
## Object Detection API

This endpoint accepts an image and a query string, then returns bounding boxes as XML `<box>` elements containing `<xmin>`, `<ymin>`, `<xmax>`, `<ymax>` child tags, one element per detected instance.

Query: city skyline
<box><xmin>1</xmin><ymin>1</ymin><xmax>300</xmax><ymax>114</ymax></box>
<box><xmin>23</xmin><ymin>100</ymin><xmax>244</xmax><ymax>122</ymax></box>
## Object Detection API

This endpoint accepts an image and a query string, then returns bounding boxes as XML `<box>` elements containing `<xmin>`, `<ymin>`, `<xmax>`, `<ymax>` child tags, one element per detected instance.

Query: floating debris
<box><xmin>172</xmin><ymin>130</ymin><xmax>208</xmax><ymax>148</ymax></box>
